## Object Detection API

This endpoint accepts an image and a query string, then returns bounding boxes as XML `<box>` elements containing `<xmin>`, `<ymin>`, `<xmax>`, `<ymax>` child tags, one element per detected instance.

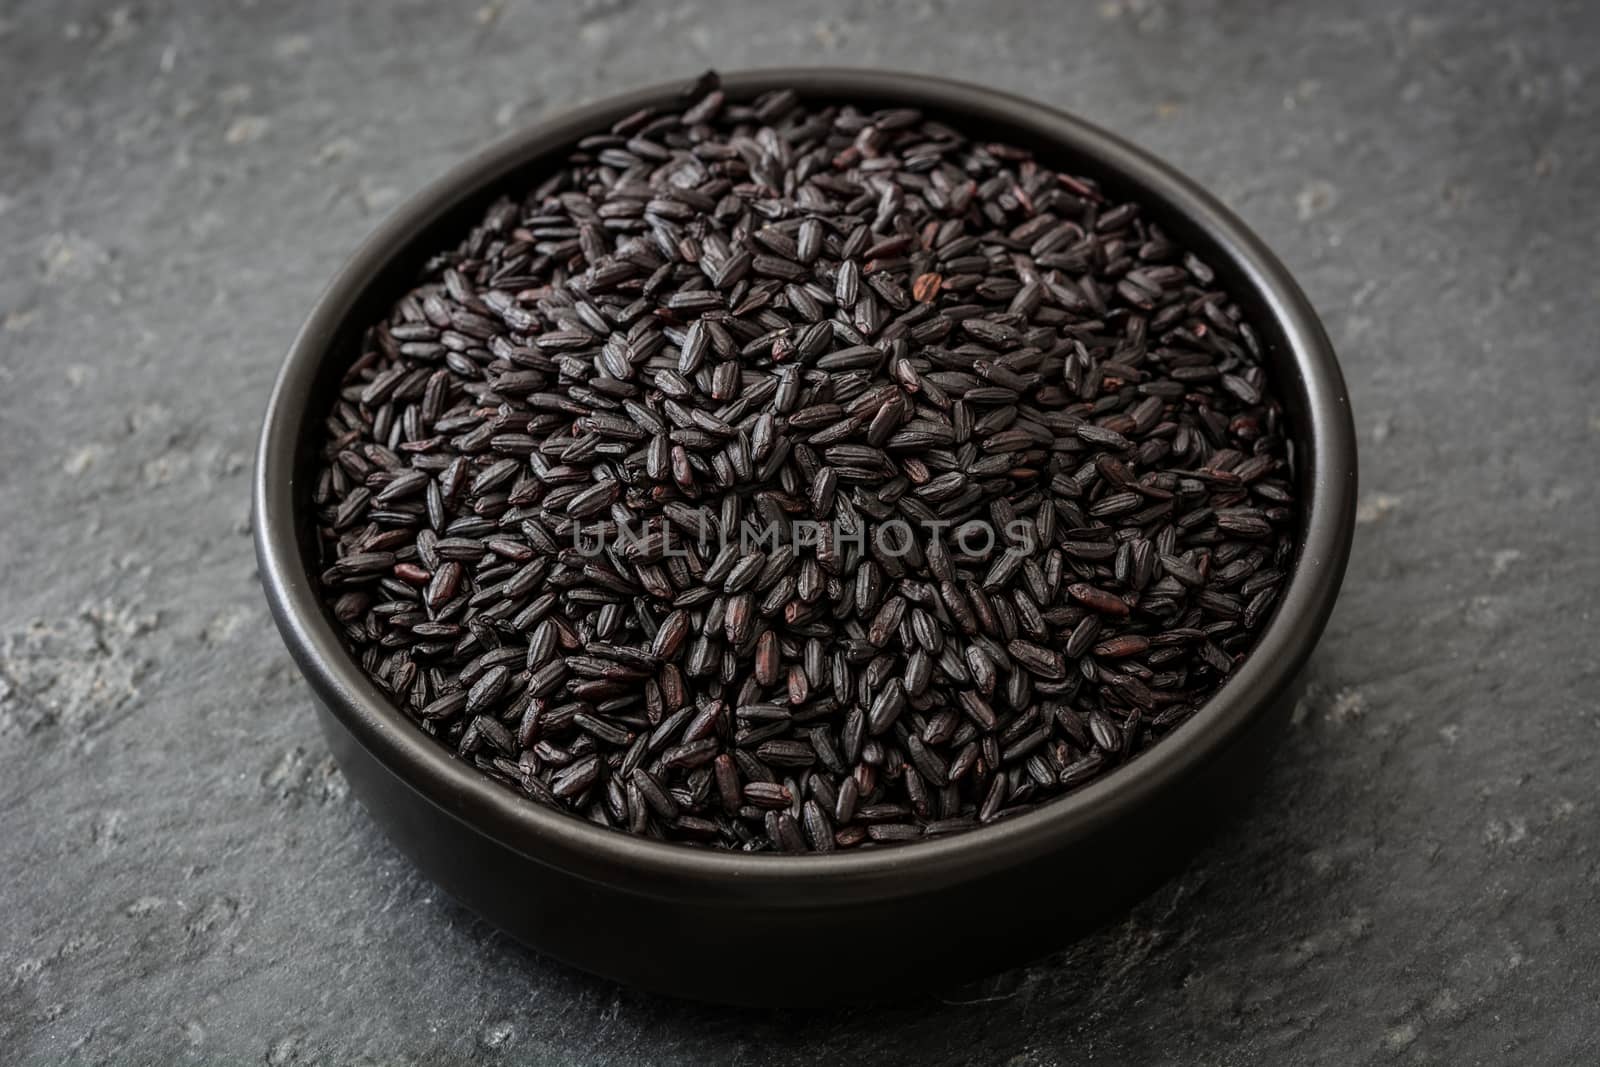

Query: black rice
<box><xmin>311</xmin><ymin>72</ymin><xmax>1298</xmax><ymax>853</ymax></box>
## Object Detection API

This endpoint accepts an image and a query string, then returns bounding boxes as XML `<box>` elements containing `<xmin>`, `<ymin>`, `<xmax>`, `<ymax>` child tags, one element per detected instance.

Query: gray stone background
<box><xmin>3</xmin><ymin>0</ymin><xmax>1597</xmax><ymax>1063</ymax></box>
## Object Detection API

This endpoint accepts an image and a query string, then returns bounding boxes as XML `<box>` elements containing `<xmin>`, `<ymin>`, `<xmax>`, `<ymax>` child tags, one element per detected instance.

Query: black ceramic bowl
<box><xmin>254</xmin><ymin>69</ymin><xmax>1356</xmax><ymax>1005</ymax></box>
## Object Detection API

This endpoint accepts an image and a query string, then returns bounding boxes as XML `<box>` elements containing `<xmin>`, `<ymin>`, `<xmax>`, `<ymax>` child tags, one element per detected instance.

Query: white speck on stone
<box><xmin>480</xmin><ymin>1022</ymin><xmax>515</xmax><ymax>1049</ymax></box>
<box><xmin>262</xmin><ymin>746</ymin><xmax>349</xmax><ymax>806</ymax></box>
<box><xmin>313</xmin><ymin>137</ymin><xmax>358</xmax><ymax>165</ymax></box>
<box><xmin>1426</xmin><ymin>989</ymin><xmax>1463</xmax><ymax>1021</ymax></box>
<box><xmin>214</xmin><ymin>449</ymin><xmax>246</xmax><ymax>478</ymax></box>
<box><xmin>1328</xmin><ymin>687</ymin><xmax>1365</xmax><ymax>724</ymax></box>
<box><xmin>1383</xmin><ymin>1023</ymin><xmax>1418</xmax><ymax>1050</ymax></box>
<box><xmin>1465</xmin><ymin>594</ymin><xmax>1505</xmax><ymax>628</ymax></box>
<box><xmin>1284</xmin><ymin>79</ymin><xmax>1322</xmax><ymax>111</ymax></box>
<box><xmin>158</xmin><ymin>42</ymin><xmax>177</xmax><ymax>73</ymax></box>
<box><xmin>186</xmin><ymin>209</ymin><xmax>225</xmax><ymax>237</ymax></box>
<box><xmin>217</xmin><ymin>83</ymin><xmax>252</xmax><ymax>106</ymax></box>
<box><xmin>224</xmin><ymin>115</ymin><xmax>270</xmax><ymax>144</ymax></box>
<box><xmin>126</xmin><ymin>896</ymin><xmax>165</xmax><ymax>916</ymax></box>
<box><xmin>64</xmin><ymin>444</ymin><xmax>104</xmax><ymax>475</ymax></box>
<box><xmin>127</xmin><ymin>401</ymin><xmax>173</xmax><ymax>434</ymax></box>
<box><xmin>358</xmin><ymin>179</ymin><xmax>400</xmax><ymax>213</ymax></box>
<box><xmin>494</xmin><ymin>101</ymin><xmax>517</xmax><ymax>127</ymax></box>
<box><xmin>1439</xmin><ymin>723</ymin><xmax>1461</xmax><ymax>745</ymax></box>
<box><xmin>97</xmin><ymin>5</ymin><xmax>138</xmax><ymax>50</ymax></box>
<box><xmin>1541</xmin><ymin>485</ymin><xmax>1574</xmax><ymax>507</ymax></box>
<box><xmin>1296</xmin><ymin>179</ymin><xmax>1338</xmax><ymax>221</ymax></box>
<box><xmin>40</xmin><ymin>231</ymin><xmax>111</xmax><ymax>282</ymax></box>
<box><xmin>91</xmin><ymin>809</ymin><xmax>125</xmax><ymax>852</ymax></box>
<box><xmin>265</xmin><ymin>1035</ymin><xmax>302</xmax><ymax>1065</ymax></box>
<box><xmin>1484</xmin><ymin>817</ymin><xmax>1528</xmax><ymax>848</ymax></box>
<box><xmin>1356</xmin><ymin>492</ymin><xmax>1403</xmax><ymax>524</ymax></box>
<box><xmin>1488</xmin><ymin>548</ymin><xmax>1522</xmax><ymax>576</ymax></box>
<box><xmin>273</xmin><ymin>33</ymin><xmax>310</xmax><ymax>58</ymax></box>
<box><xmin>262</xmin><ymin>748</ymin><xmax>306</xmax><ymax>795</ymax></box>
<box><xmin>66</xmin><ymin>364</ymin><xmax>90</xmax><ymax>386</ymax></box>
<box><xmin>142</xmin><ymin>449</ymin><xmax>190</xmax><ymax>486</ymax></box>
<box><xmin>1407</xmin><ymin>14</ymin><xmax>1441</xmax><ymax>37</ymax></box>
<box><xmin>202</xmin><ymin>607</ymin><xmax>249</xmax><ymax>644</ymax></box>
<box><xmin>0</xmin><ymin>601</ymin><xmax>156</xmax><ymax>745</ymax></box>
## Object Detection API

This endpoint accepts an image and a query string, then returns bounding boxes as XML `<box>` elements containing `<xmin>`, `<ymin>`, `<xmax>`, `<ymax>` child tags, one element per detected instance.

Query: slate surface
<box><xmin>3</xmin><ymin>1</ymin><xmax>1597</xmax><ymax>1063</ymax></box>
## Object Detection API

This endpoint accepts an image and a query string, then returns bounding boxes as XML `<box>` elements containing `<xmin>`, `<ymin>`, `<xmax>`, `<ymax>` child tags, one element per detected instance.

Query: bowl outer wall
<box><xmin>254</xmin><ymin>69</ymin><xmax>1357</xmax><ymax>913</ymax></box>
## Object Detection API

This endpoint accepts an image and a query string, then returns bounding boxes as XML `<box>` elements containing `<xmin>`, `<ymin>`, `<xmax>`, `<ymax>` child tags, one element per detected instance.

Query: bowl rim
<box><xmin>254</xmin><ymin>67</ymin><xmax>1356</xmax><ymax>906</ymax></box>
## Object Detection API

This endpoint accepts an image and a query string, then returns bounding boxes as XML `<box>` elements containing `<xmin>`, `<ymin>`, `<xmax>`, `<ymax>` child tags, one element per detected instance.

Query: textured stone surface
<box><xmin>3</xmin><ymin>0</ymin><xmax>1597</xmax><ymax>1062</ymax></box>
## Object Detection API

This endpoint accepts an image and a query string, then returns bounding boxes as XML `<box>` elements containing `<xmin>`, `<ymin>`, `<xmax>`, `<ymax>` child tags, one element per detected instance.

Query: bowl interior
<box><xmin>259</xmin><ymin>68</ymin><xmax>1356</xmax><ymax>900</ymax></box>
